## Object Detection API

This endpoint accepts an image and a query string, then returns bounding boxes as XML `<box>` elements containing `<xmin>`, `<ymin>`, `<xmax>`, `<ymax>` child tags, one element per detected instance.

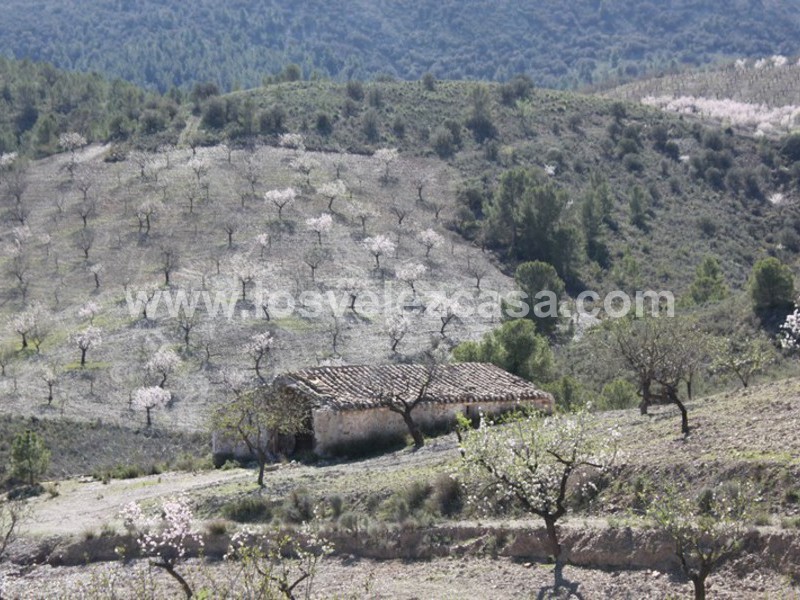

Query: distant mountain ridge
<box><xmin>1</xmin><ymin>0</ymin><xmax>799</xmax><ymax>91</ymax></box>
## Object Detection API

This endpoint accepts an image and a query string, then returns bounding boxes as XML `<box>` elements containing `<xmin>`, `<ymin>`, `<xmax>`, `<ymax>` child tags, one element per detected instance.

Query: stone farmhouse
<box><xmin>213</xmin><ymin>362</ymin><xmax>553</xmax><ymax>459</ymax></box>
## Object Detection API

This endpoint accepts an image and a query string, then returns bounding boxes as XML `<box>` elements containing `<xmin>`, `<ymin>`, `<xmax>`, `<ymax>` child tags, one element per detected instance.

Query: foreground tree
<box><xmin>121</xmin><ymin>497</ymin><xmax>200</xmax><ymax>598</ymax></box>
<box><xmin>643</xmin><ymin>482</ymin><xmax>751</xmax><ymax>600</ymax></box>
<box><xmin>458</xmin><ymin>408</ymin><xmax>617</xmax><ymax>588</ymax></box>
<box><xmin>10</xmin><ymin>429</ymin><xmax>50</xmax><ymax>486</ymax></box>
<box><xmin>212</xmin><ymin>384</ymin><xmax>310</xmax><ymax>487</ymax></box>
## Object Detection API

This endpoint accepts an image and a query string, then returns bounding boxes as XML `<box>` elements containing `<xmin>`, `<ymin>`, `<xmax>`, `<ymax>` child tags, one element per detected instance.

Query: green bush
<box><xmin>598</xmin><ymin>379</ymin><xmax>639</xmax><ymax>410</ymax></box>
<box><xmin>223</xmin><ymin>495</ymin><xmax>273</xmax><ymax>523</ymax></box>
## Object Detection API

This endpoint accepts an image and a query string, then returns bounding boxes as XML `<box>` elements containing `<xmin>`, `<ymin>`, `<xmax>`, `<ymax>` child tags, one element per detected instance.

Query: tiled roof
<box><xmin>277</xmin><ymin>363</ymin><xmax>553</xmax><ymax>411</ymax></box>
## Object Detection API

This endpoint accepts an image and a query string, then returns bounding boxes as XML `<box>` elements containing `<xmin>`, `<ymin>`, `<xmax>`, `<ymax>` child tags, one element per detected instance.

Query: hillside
<box><xmin>0</xmin><ymin>141</ymin><xmax>507</xmax><ymax>432</ymax></box>
<box><xmin>601</xmin><ymin>57</ymin><xmax>800</xmax><ymax>136</ymax></box>
<box><xmin>1</xmin><ymin>1</ymin><xmax>800</xmax><ymax>91</ymax></box>
<box><xmin>2</xmin><ymin>75</ymin><xmax>800</xmax><ymax>437</ymax></box>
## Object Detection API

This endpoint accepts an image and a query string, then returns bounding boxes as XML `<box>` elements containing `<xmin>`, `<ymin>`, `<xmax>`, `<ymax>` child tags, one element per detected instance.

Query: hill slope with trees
<box><xmin>1</xmin><ymin>0</ymin><xmax>799</xmax><ymax>91</ymax></box>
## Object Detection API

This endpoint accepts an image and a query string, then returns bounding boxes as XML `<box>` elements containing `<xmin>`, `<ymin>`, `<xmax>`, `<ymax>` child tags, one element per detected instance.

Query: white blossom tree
<box><xmin>78</xmin><ymin>301</ymin><xmax>101</xmax><ymax>324</ymax></box>
<box><xmin>781</xmin><ymin>307</ymin><xmax>800</xmax><ymax>351</ymax></box>
<box><xmin>291</xmin><ymin>153</ymin><xmax>319</xmax><ymax>187</ymax></box>
<box><xmin>305</xmin><ymin>213</ymin><xmax>333</xmax><ymax>245</ymax></box>
<box><xmin>279</xmin><ymin>133</ymin><xmax>305</xmax><ymax>152</ymax></box>
<box><xmin>59</xmin><ymin>132</ymin><xmax>87</xmax><ymax>155</ymax></box>
<box><xmin>317</xmin><ymin>179</ymin><xmax>347</xmax><ymax>211</ymax></box>
<box><xmin>397</xmin><ymin>262</ymin><xmax>427</xmax><ymax>295</ymax></box>
<box><xmin>457</xmin><ymin>408</ymin><xmax>617</xmax><ymax>588</ymax></box>
<box><xmin>363</xmin><ymin>234</ymin><xmax>396</xmax><ymax>269</ymax></box>
<box><xmin>132</xmin><ymin>386</ymin><xmax>172</xmax><ymax>428</ymax></box>
<box><xmin>417</xmin><ymin>228</ymin><xmax>444</xmax><ymax>258</ymax></box>
<box><xmin>643</xmin><ymin>482</ymin><xmax>751</xmax><ymax>600</ymax></box>
<box><xmin>348</xmin><ymin>200</ymin><xmax>377</xmax><ymax>235</ymax></box>
<box><xmin>254</xmin><ymin>232</ymin><xmax>271</xmax><ymax>258</ymax></box>
<box><xmin>120</xmin><ymin>497</ymin><xmax>200</xmax><ymax>598</ymax></box>
<box><xmin>146</xmin><ymin>348</ymin><xmax>181</xmax><ymax>388</ymax></box>
<box><xmin>73</xmin><ymin>326</ymin><xmax>102</xmax><ymax>366</ymax></box>
<box><xmin>265</xmin><ymin>187</ymin><xmax>297</xmax><ymax>221</ymax></box>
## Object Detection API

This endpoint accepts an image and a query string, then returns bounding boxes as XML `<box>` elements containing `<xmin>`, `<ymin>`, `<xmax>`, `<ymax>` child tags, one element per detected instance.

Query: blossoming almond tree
<box><xmin>146</xmin><ymin>348</ymin><xmax>181</xmax><ymax>388</ymax></box>
<box><xmin>642</xmin><ymin>482</ymin><xmax>751</xmax><ymax>600</ymax></box>
<box><xmin>457</xmin><ymin>408</ymin><xmax>618</xmax><ymax>588</ymax></box>
<box><xmin>264</xmin><ymin>187</ymin><xmax>297</xmax><ymax>222</ymax></box>
<box><xmin>132</xmin><ymin>386</ymin><xmax>171</xmax><ymax>427</ymax></box>
<box><xmin>120</xmin><ymin>497</ymin><xmax>201</xmax><ymax>598</ymax></box>
<box><xmin>363</xmin><ymin>234</ymin><xmax>396</xmax><ymax>270</ymax></box>
<box><xmin>305</xmin><ymin>213</ymin><xmax>333</xmax><ymax>245</ymax></box>
<box><xmin>72</xmin><ymin>326</ymin><xmax>102</xmax><ymax>366</ymax></box>
<box><xmin>417</xmin><ymin>228</ymin><xmax>444</xmax><ymax>257</ymax></box>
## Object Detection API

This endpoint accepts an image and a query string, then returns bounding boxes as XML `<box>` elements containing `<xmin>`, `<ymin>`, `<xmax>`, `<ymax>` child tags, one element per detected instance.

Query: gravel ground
<box><xmin>2</xmin><ymin>556</ymin><xmax>795</xmax><ymax>599</ymax></box>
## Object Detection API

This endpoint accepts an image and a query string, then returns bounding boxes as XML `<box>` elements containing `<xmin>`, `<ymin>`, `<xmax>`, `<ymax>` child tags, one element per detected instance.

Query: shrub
<box><xmin>346</xmin><ymin>80</ymin><xmax>365</xmax><ymax>101</ymax></box>
<box><xmin>315</xmin><ymin>112</ymin><xmax>333</xmax><ymax>136</ymax></box>
<box><xmin>431</xmin><ymin>126</ymin><xmax>455</xmax><ymax>158</ymax></box>
<box><xmin>750</xmin><ymin>257</ymin><xmax>794</xmax><ymax>314</ymax></box>
<box><xmin>430</xmin><ymin>473</ymin><xmax>463</xmax><ymax>517</ymax></box>
<box><xmin>283</xmin><ymin>487</ymin><xmax>314</xmax><ymax>523</ymax></box>
<box><xmin>223</xmin><ymin>495</ymin><xmax>273</xmax><ymax>523</ymax></box>
<box><xmin>598</xmin><ymin>379</ymin><xmax>639</xmax><ymax>410</ymax></box>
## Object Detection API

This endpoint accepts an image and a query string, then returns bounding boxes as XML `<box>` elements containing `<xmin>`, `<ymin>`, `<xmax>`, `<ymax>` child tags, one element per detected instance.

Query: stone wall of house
<box><xmin>312</xmin><ymin>399</ymin><xmax>544</xmax><ymax>455</ymax></box>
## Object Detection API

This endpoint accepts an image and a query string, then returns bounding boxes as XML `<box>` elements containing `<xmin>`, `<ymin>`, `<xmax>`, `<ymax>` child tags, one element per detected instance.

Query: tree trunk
<box><xmin>639</xmin><ymin>379</ymin><xmax>651</xmax><ymax>415</ymax></box>
<box><xmin>667</xmin><ymin>386</ymin><xmax>690</xmax><ymax>435</ymax></box>
<box><xmin>402</xmin><ymin>411</ymin><xmax>425</xmax><ymax>448</ymax></box>
<box><xmin>544</xmin><ymin>515</ymin><xmax>561</xmax><ymax>563</ymax></box>
<box><xmin>145</xmin><ymin>406</ymin><xmax>152</xmax><ymax>428</ymax></box>
<box><xmin>692</xmin><ymin>575</ymin><xmax>706</xmax><ymax>600</ymax></box>
<box><xmin>257</xmin><ymin>456</ymin><xmax>266</xmax><ymax>488</ymax></box>
<box><xmin>80</xmin><ymin>348</ymin><xmax>87</xmax><ymax>366</ymax></box>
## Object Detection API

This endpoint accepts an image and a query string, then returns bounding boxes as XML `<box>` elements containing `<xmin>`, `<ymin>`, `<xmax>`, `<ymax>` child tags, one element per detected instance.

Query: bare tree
<box><xmin>41</xmin><ymin>365</ymin><xmax>59</xmax><ymax>405</ymax></box>
<box><xmin>412</xmin><ymin>174</ymin><xmax>431</xmax><ymax>203</ymax></box>
<box><xmin>159</xmin><ymin>246</ymin><xmax>180</xmax><ymax>286</ymax></box>
<box><xmin>137</xmin><ymin>200</ymin><xmax>163</xmax><ymax>234</ymax></box>
<box><xmin>89</xmin><ymin>263</ymin><xmax>104</xmax><ymax>289</ymax></box>
<box><xmin>75</xmin><ymin>198</ymin><xmax>97</xmax><ymax>229</ymax></box>
<box><xmin>75</xmin><ymin>227</ymin><xmax>95</xmax><ymax>260</ymax></box>
<box><xmin>466</xmin><ymin>256</ymin><xmax>489</xmax><ymax>289</ymax></box>
<box><xmin>390</xmin><ymin>204</ymin><xmax>411</xmax><ymax>226</ymax></box>
<box><xmin>369</xmin><ymin>361</ymin><xmax>436</xmax><ymax>448</ymax></box>
<box><xmin>386</xmin><ymin>314</ymin><xmax>409</xmax><ymax>354</ymax></box>
<box><xmin>231</xmin><ymin>255</ymin><xmax>258</xmax><ymax>301</ymax></box>
<box><xmin>247</xmin><ymin>332</ymin><xmax>274</xmax><ymax>382</ymax></box>
<box><xmin>303</xmin><ymin>247</ymin><xmax>328</xmax><ymax>283</ymax></box>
